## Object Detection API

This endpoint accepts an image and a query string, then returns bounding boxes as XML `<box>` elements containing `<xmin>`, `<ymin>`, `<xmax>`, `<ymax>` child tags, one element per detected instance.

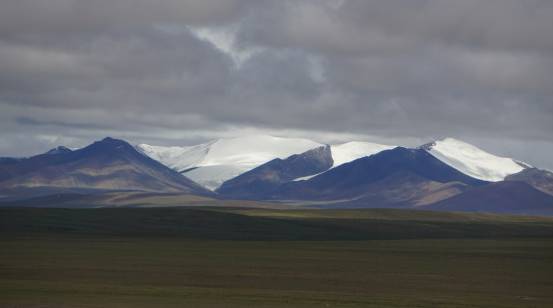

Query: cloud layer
<box><xmin>1</xmin><ymin>0</ymin><xmax>552</xmax><ymax>168</ymax></box>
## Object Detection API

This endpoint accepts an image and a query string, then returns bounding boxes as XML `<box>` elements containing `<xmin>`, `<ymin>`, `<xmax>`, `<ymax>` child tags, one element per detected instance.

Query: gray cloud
<box><xmin>1</xmin><ymin>0</ymin><xmax>552</xmax><ymax>169</ymax></box>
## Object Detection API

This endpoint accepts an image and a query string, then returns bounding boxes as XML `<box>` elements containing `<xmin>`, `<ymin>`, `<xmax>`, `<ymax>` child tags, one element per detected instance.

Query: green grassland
<box><xmin>1</xmin><ymin>207</ymin><xmax>553</xmax><ymax>307</ymax></box>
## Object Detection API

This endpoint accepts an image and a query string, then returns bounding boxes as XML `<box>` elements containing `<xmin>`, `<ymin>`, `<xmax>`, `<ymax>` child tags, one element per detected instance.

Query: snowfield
<box><xmin>424</xmin><ymin>138</ymin><xmax>527</xmax><ymax>182</ymax></box>
<box><xmin>137</xmin><ymin>135</ymin><xmax>322</xmax><ymax>190</ymax></box>
<box><xmin>330</xmin><ymin>141</ymin><xmax>396</xmax><ymax>168</ymax></box>
<box><xmin>294</xmin><ymin>141</ymin><xmax>395</xmax><ymax>181</ymax></box>
<box><xmin>138</xmin><ymin>135</ymin><xmax>529</xmax><ymax>189</ymax></box>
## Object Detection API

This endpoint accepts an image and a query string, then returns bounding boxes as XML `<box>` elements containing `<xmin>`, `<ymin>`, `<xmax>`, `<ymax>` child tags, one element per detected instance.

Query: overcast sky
<box><xmin>1</xmin><ymin>0</ymin><xmax>552</xmax><ymax>169</ymax></box>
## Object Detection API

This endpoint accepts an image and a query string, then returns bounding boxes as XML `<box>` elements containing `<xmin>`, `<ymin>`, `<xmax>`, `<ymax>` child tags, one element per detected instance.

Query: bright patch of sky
<box><xmin>190</xmin><ymin>26</ymin><xmax>259</xmax><ymax>66</ymax></box>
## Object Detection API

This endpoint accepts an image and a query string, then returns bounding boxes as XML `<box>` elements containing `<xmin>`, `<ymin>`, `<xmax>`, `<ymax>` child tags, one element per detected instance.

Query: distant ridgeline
<box><xmin>1</xmin><ymin>135</ymin><xmax>552</xmax><ymax>215</ymax></box>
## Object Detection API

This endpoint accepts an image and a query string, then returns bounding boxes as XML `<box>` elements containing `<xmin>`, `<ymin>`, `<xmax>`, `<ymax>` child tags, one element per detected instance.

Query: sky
<box><xmin>1</xmin><ymin>0</ymin><xmax>552</xmax><ymax>169</ymax></box>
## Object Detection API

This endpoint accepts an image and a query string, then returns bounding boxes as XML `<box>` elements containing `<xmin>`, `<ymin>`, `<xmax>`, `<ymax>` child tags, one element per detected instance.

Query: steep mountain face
<box><xmin>0</xmin><ymin>138</ymin><xmax>212</xmax><ymax>196</ymax></box>
<box><xmin>427</xmin><ymin>181</ymin><xmax>553</xmax><ymax>215</ymax></box>
<box><xmin>220</xmin><ymin>147</ymin><xmax>487</xmax><ymax>204</ymax></box>
<box><xmin>217</xmin><ymin>145</ymin><xmax>333</xmax><ymax>198</ymax></box>
<box><xmin>506</xmin><ymin>168</ymin><xmax>553</xmax><ymax>196</ymax></box>
<box><xmin>422</xmin><ymin>138</ymin><xmax>527</xmax><ymax>181</ymax></box>
<box><xmin>137</xmin><ymin>135</ymin><xmax>323</xmax><ymax>190</ymax></box>
<box><xmin>294</xmin><ymin>141</ymin><xmax>395</xmax><ymax>181</ymax></box>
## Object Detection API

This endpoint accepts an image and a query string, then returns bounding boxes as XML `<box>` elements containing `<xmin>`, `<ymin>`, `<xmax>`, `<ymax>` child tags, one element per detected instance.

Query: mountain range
<box><xmin>0</xmin><ymin>137</ymin><xmax>212</xmax><ymax>200</ymax></box>
<box><xmin>1</xmin><ymin>135</ymin><xmax>552</xmax><ymax>215</ymax></box>
<box><xmin>136</xmin><ymin>135</ymin><xmax>322</xmax><ymax>190</ymax></box>
<box><xmin>223</xmin><ymin>146</ymin><xmax>487</xmax><ymax>202</ymax></box>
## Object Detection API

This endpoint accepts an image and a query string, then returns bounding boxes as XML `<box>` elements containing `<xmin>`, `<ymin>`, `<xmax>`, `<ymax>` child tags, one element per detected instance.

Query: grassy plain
<box><xmin>1</xmin><ymin>207</ymin><xmax>552</xmax><ymax>307</ymax></box>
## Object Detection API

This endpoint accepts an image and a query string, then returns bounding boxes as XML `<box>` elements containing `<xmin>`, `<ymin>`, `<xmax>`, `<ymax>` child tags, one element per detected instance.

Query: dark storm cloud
<box><xmin>0</xmin><ymin>0</ymin><xmax>552</xmax><ymax>169</ymax></box>
<box><xmin>0</xmin><ymin>0</ymin><xmax>256</xmax><ymax>36</ymax></box>
<box><xmin>238</xmin><ymin>0</ymin><xmax>553</xmax><ymax>55</ymax></box>
<box><xmin>16</xmin><ymin>116</ymin><xmax>106</xmax><ymax>130</ymax></box>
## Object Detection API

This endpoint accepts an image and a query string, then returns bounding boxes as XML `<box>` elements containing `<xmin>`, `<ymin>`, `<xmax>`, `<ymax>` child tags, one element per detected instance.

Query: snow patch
<box><xmin>424</xmin><ymin>138</ymin><xmax>527</xmax><ymax>182</ymax></box>
<box><xmin>330</xmin><ymin>141</ymin><xmax>395</xmax><ymax>168</ymax></box>
<box><xmin>294</xmin><ymin>141</ymin><xmax>395</xmax><ymax>181</ymax></box>
<box><xmin>137</xmin><ymin>135</ymin><xmax>322</xmax><ymax>189</ymax></box>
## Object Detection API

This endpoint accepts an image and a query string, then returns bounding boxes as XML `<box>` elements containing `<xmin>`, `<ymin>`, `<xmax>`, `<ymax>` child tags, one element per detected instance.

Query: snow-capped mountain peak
<box><xmin>194</xmin><ymin>135</ymin><xmax>322</xmax><ymax>167</ymax></box>
<box><xmin>293</xmin><ymin>141</ymin><xmax>396</xmax><ymax>181</ymax></box>
<box><xmin>136</xmin><ymin>142</ymin><xmax>211</xmax><ymax>172</ymax></box>
<box><xmin>139</xmin><ymin>135</ymin><xmax>531</xmax><ymax>189</ymax></box>
<box><xmin>330</xmin><ymin>141</ymin><xmax>395</xmax><ymax>168</ymax></box>
<box><xmin>422</xmin><ymin>137</ymin><xmax>528</xmax><ymax>182</ymax></box>
<box><xmin>137</xmin><ymin>135</ymin><xmax>322</xmax><ymax>190</ymax></box>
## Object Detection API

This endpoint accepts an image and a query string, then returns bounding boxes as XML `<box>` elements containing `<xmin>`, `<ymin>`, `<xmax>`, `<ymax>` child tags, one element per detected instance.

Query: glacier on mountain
<box><xmin>137</xmin><ymin>135</ymin><xmax>322</xmax><ymax>190</ymax></box>
<box><xmin>422</xmin><ymin>138</ymin><xmax>527</xmax><ymax>182</ymax></box>
<box><xmin>294</xmin><ymin>141</ymin><xmax>395</xmax><ymax>181</ymax></box>
<box><xmin>138</xmin><ymin>135</ymin><xmax>530</xmax><ymax>189</ymax></box>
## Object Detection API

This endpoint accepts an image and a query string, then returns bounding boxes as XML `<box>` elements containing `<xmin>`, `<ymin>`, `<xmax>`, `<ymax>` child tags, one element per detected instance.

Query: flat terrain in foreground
<box><xmin>1</xmin><ymin>207</ymin><xmax>553</xmax><ymax>307</ymax></box>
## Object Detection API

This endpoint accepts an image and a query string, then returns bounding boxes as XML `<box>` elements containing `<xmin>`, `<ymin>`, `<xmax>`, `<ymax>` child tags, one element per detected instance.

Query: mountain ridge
<box><xmin>422</xmin><ymin>137</ymin><xmax>528</xmax><ymax>181</ymax></box>
<box><xmin>0</xmin><ymin>137</ymin><xmax>213</xmax><ymax>198</ymax></box>
<box><xmin>270</xmin><ymin>147</ymin><xmax>488</xmax><ymax>202</ymax></box>
<box><xmin>217</xmin><ymin>145</ymin><xmax>334</xmax><ymax>198</ymax></box>
<box><xmin>137</xmin><ymin>135</ymin><xmax>323</xmax><ymax>190</ymax></box>
<box><xmin>2</xmin><ymin>135</ymin><xmax>551</xmax><ymax>215</ymax></box>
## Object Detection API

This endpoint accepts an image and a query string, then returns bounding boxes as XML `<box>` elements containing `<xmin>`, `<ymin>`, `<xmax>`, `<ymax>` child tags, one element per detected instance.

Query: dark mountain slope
<box><xmin>427</xmin><ymin>181</ymin><xmax>553</xmax><ymax>215</ymax></box>
<box><xmin>217</xmin><ymin>145</ymin><xmax>333</xmax><ymax>199</ymax></box>
<box><xmin>0</xmin><ymin>149</ymin><xmax>74</xmax><ymax>182</ymax></box>
<box><xmin>321</xmin><ymin>171</ymin><xmax>470</xmax><ymax>208</ymax></box>
<box><xmin>0</xmin><ymin>137</ymin><xmax>212</xmax><ymax>196</ymax></box>
<box><xmin>506</xmin><ymin>168</ymin><xmax>553</xmax><ymax>196</ymax></box>
<box><xmin>270</xmin><ymin>147</ymin><xmax>487</xmax><ymax>202</ymax></box>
